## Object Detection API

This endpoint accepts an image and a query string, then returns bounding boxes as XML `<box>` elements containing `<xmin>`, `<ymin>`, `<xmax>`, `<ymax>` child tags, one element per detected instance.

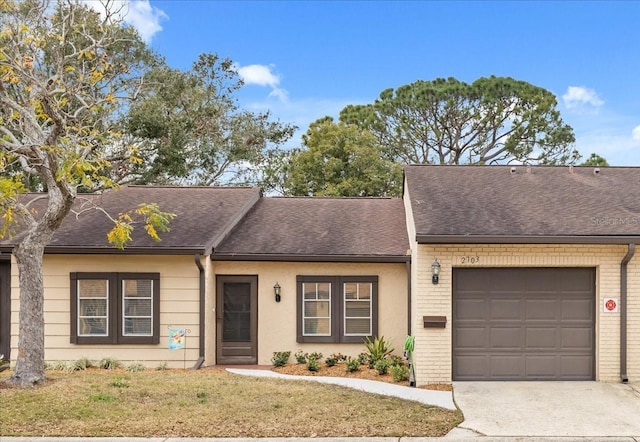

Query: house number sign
<box><xmin>603</xmin><ymin>297</ymin><xmax>619</xmax><ymax>313</ymax></box>
<box><xmin>460</xmin><ymin>256</ymin><xmax>480</xmax><ymax>264</ymax></box>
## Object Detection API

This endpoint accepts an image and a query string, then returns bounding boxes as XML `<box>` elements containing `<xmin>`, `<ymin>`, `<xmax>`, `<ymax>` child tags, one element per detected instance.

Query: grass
<box><xmin>0</xmin><ymin>368</ymin><xmax>462</xmax><ymax>438</ymax></box>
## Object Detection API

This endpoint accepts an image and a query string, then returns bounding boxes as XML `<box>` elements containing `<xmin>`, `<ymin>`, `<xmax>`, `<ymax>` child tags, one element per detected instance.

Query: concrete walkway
<box><xmin>226</xmin><ymin>368</ymin><xmax>457</xmax><ymax>410</ymax></box>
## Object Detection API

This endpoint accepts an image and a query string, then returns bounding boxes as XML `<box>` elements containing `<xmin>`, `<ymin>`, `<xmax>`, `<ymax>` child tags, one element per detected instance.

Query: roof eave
<box><xmin>211</xmin><ymin>253</ymin><xmax>410</xmax><ymax>263</ymax></box>
<box><xmin>416</xmin><ymin>234</ymin><xmax>640</xmax><ymax>245</ymax></box>
<box><xmin>43</xmin><ymin>246</ymin><xmax>207</xmax><ymax>255</ymax></box>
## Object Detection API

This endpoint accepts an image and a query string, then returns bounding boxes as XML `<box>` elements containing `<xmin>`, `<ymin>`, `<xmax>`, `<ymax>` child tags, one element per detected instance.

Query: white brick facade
<box><xmin>410</xmin><ymin>243</ymin><xmax>640</xmax><ymax>384</ymax></box>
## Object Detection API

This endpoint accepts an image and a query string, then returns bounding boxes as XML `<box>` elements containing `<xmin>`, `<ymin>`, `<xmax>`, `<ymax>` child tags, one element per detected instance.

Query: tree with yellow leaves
<box><xmin>0</xmin><ymin>0</ymin><xmax>172</xmax><ymax>387</ymax></box>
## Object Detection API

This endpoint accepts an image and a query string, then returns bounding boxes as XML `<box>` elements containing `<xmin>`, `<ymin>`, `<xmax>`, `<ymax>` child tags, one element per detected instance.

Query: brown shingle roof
<box><xmin>2</xmin><ymin>186</ymin><xmax>260</xmax><ymax>254</ymax></box>
<box><xmin>214</xmin><ymin>197</ymin><xmax>410</xmax><ymax>261</ymax></box>
<box><xmin>404</xmin><ymin>165</ymin><xmax>640</xmax><ymax>242</ymax></box>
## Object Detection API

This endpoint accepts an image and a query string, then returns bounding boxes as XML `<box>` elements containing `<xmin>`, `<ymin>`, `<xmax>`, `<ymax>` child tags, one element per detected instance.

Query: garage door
<box><xmin>453</xmin><ymin>268</ymin><xmax>595</xmax><ymax>381</ymax></box>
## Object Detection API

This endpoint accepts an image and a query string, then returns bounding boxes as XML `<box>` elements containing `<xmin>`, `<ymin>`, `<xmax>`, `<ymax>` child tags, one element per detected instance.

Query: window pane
<box><xmin>124</xmin><ymin>318</ymin><xmax>151</xmax><ymax>335</ymax></box>
<box><xmin>124</xmin><ymin>299</ymin><xmax>151</xmax><ymax>316</ymax></box>
<box><xmin>123</xmin><ymin>279</ymin><xmax>152</xmax><ymax>297</ymax></box>
<box><xmin>345</xmin><ymin>318</ymin><xmax>371</xmax><ymax>335</ymax></box>
<box><xmin>304</xmin><ymin>300</ymin><xmax>329</xmax><ymax>317</ymax></box>
<box><xmin>78</xmin><ymin>279</ymin><xmax>108</xmax><ymax>337</ymax></box>
<box><xmin>79</xmin><ymin>318</ymin><xmax>107</xmax><ymax>335</ymax></box>
<box><xmin>79</xmin><ymin>279</ymin><xmax>107</xmax><ymax>297</ymax></box>
<box><xmin>303</xmin><ymin>283</ymin><xmax>317</xmax><ymax>300</ymax></box>
<box><xmin>123</xmin><ymin>279</ymin><xmax>153</xmax><ymax>337</ymax></box>
<box><xmin>304</xmin><ymin>318</ymin><xmax>330</xmax><ymax>335</ymax></box>
<box><xmin>345</xmin><ymin>301</ymin><xmax>370</xmax><ymax>318</ymax></box>
<box><xmin>317</xmin><ymin>283</ymin><xmax>330</xmax><ymax>300</ymax></box>
<box><xmin>344</xmin><ymin>283</ymin><xmax>357</xmax><ymax>299</ymax></box>
<box><xmin>80</xmin><ymin>298</ymin><xmax>107</xmax><ymax>316</ymax></box>
<box><xmin>358</xmin><ymin>283</ymin><xmax>371</xmax><ymax>299</ymax></box>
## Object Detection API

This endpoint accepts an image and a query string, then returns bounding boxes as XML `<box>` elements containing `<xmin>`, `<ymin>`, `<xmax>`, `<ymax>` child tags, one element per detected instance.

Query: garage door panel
<box><xmin>561</xmin><ymin>327</ymin><xmax>593</xmax><ymax>350</ymax></box>
<box><xmin>525</xmin><ymin>327</ymin><xmax>557</xmax><ymax>349</ymax></box>
<box><xmin>490</xmin><ymin>355</ymin><xmax>521</xmax><ymax>378</ymax></box>
<box><xmin>561</xmin><ymin>299</ymin><xmax>594</xmax><ymax>320</ymax></box>
<box><xmin>525</xmin><ymin>298</ymin><xmax>558</xmax><ymax>320</ymax></box>
<box><xmin>455</xmin><ymin>298</ymin><xmax>486</xmax><ymax>320</ymax></box>
<box><xmin>455</xmin><ymin>327</ymin><xmax>487</xmax><ymax>349</ymax></box>
<box><xmin>455</xmin><ymin>355</ymin><xmax>488</xmax><ymax>378</ymax></box>
<box><xmin>489</xmin><ymin>298</ymin><xmax>521</xmax><ymax>320</ymax></box>
<box><xmin>453</xmin><ymin>267</ymin><xmax>595</xmax><ymax>381</ymax></box>
<box><xmin>490</xmin><ymin>327</ymin><xmax>521</xmax><ymax>349</ymax></box>
<box><xmin>525</xmin><ymin>355</ymin><xmax>557</xmax><ymax>378</ymax></box>
<box><xmin>560</xmin><ymin>355</ymin><xmax>593</xmax><ymax>378</ymax></box>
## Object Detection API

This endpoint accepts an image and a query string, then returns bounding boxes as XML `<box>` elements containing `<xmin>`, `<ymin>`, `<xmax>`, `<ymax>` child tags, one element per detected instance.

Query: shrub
<box><xmin>99</xmin><ymin>357</ymin><xmax>123</xmax><ymax>370</ymax></box>
<box><xmin>308</xmin><ymin>352</ymin><xmax>323</xmax><ymax>362</ymax></box>
<box><xmin>357</xmin><ymin>352</ymin><xmax>369</xmax><ymax>366</ymax></box>
<box><xmin>389</xmin><ymin>355</ymin><xmax>405</xmax><ymax>367</ymax></box>
<box><xmin>307</xmin><ymin>358</ymin><xmax>319</xmax><ymax>372</ymax></box>
<box><xmin>156</xmin><ymin>362</ymin><xmax>169</xmax><ymax>371</ymax></box>
<box><xmin>126</xmin><ymin>363</ymin><xmax>146</xmax><ymax>372</ymax></box>
<box><xmin>374</xmin><ymin>357</ymin><xmax>390</xmax><ymax>375</ymax></box>
<box><xmin>345</xmin><ymin>356</ymin><xmax>360</xmax><ymax>373</ymax></box>
<box><xmin>364</xmin><ymin>336</ymin><xmax>394</xmax><ymax>367</ymax></box>
<box><xmin>271</xmin><ymin>351</ymin><xmax>291</xmax><ymax>367</ymax></box>
<box><xmin>46</xmin><ymin>361</ymin><xmax>70</xmax><ymax>371</ymax></box>
<box><xmin>72</xmin><ymin>357</ymin><xmax>93</xmax><ymax>371</ymax></box>
<box><xmin>391</xmin><ymin>364</ymin><xmax>409</xmax><ymax>382</ymax></box>
<box><xmin>325</xmin><ymin>355</ymin><xmax>338</xmax><ymax>367</ymax></box>
<box><xmin>294</xmin><ymin>350</ymin><xmax>307</xmax><ymax>364</ymax></box>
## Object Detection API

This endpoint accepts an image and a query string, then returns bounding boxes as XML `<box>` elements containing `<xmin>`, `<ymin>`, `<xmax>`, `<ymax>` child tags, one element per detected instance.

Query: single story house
<box><xmin>1</xmin><ymin>165</ymin><xmax>639</xmax><ymax>385</ymax></box>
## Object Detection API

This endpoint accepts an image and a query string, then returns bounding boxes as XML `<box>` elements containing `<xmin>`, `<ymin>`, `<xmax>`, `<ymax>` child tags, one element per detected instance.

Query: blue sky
<box><xmin>116</xmin><ymin>0</ymin><xmax>640</xmax><ymax>165</ymax></box>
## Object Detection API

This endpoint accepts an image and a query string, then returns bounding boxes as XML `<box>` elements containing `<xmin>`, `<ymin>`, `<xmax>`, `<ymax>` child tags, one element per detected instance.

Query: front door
<box><xmin>216</xmin><ymin>275</ymin><xmax>258</xmax><ymax>364</ymax></box>
<box><xmin>0</xmin><ymin>260</ymin><xmax>11</xmax><ymax>360</ymax></box>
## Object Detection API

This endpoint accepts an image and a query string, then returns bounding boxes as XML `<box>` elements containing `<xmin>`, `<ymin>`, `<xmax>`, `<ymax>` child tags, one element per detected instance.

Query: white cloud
<box><xmin>632</xmin><ymin>125</ymin><xmax>640</xmax><ymax>141</ymax></box>
<box><xmin>80</xmin><ymin>0</ymin><xmax>168</xmax><ymax>43</ymax></box>
<box><xmin>562</xmin><ymin>86</ymin><xmax>604</xmax><ymax>110</ymax></box>
<box><xmin>236</xmin><ymin>64</ymin><xmax>289</xmax><ymax>102</ymax></box>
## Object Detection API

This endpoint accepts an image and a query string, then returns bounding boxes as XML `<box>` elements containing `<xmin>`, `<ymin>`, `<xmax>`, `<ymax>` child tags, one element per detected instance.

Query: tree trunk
<box><xmin>8</xmin><ymin>235</ymin><xmax>50</xmax><ymax>387</ymax></box>
<box><xmin>7</xmin><ymin>185</ymin><xmax>74</xmax><ymax>387</ymax></box>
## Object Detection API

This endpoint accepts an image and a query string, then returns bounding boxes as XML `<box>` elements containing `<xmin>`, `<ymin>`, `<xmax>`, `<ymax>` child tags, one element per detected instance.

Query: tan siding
<box><xmin>211</xmin><ymin>261</ymin><xmax>408</xmax><ymax>366</ymax></box>
<box><xmin>412</xmin><ymin>244</ymin><xmax>632</xmax><ymax>385</ymax></box>
<box><xmin>11</xmin><ymin>254</ymin><xmax>200</xmax><ymax>368</ymax></box>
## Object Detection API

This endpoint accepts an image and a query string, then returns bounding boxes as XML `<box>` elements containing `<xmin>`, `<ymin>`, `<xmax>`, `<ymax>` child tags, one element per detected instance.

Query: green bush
<box><xmin>364</xmin><ymin>336</ymin><xmax>394</xmax><ymax>367</ymax></box>
<box><xmin>307</xmin><ymin>358</ymin><xmax>319</xmax><ymax>372</ymax></box>
<box><xmin>391</xmin><ymin>364</ymin><xmax>409</xmax><ymax>382</ymax></box>
<box><xmin>294</xmin><ymin>350</ymin><xmax>307</xmax><ymax>364</ymax></box>
<box><xmin>374</xmin><ymin>357</ymin><xmax>390</xmax><ymax>375</ymax></box>
<box><xmin>345</xmin><ymin>356</ymin><xmax>360</xmax><ymax>373</ymax></box>
<box><xmin>308</xmin><ymin>352</ymin><xmax>323</xmax><ymax>362</ymax></box>
<box><xmin>126</xmin><ymin>363</ymin><xmax>146</xmax><ymax>372</ymax></box>
<box><xmin>99</xmin><ymin>357</ymin><xmax>123</xmax><ymax>370</ymax></box>
<box><xmin>325</xmin><ymin>355</ymin><xmax>338</xmax><ymax>367</ymax></box>
<box><xmin>271</xmin><ymin>351</ymin><xmax>291</xmax><ymax>367</ymax></box>
<box><xmin>72</xmin><ymin>357</ymin><xmax>93</xmax><ymax>371</ymax></box>
<box><xmin>156</xmin><ymin>362</ymin><xmax>169</xmax><ymax>371</ymax></box>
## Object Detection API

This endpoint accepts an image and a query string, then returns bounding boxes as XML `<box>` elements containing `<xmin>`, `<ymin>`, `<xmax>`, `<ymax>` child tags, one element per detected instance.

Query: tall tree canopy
<box><xmin>0</xmin><ymin>0</ymin><xmax>172</xmax><ymax>386</ymax></box>
<box><xmin>120</xmin><ymin>54</ymin><xmax>295</xmax><ymax>186</ymax></box>
<box><xmin>340</xmin><ymin>76</ymin><xmax>579</xmax><ymax>165</ymax></box>
<box><xmin>284</xmin><ymin>117</ymin><xmax>402</xmax><ymax>197</ymax></box>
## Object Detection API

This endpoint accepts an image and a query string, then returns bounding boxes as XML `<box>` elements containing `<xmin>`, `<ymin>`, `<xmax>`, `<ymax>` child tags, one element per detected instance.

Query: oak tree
<box><xmin>0</xmin><ymin>0</ymin><xmax>172</xmax><ymax>386</ymax></box>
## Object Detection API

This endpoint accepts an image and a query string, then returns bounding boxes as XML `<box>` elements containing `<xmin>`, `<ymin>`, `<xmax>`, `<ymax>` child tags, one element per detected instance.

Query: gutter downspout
<box><xmin>406</xmin><ymin>259</ymin><xmax>412</xmax><ymax>336</ymax></box>
<box><xmin>192</xmin><ymin>254</ymin><xmax>206</xmax><ymax>369</ymax></box>
<box><xmin>620</xmin><ymin>243</ymin><xmax>635</xmax><ymax>383</ymax></box>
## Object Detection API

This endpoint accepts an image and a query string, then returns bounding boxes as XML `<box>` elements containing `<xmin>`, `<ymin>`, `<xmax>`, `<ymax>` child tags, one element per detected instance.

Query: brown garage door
<box><xmin>453</xmin><ymin>268</ymin><xmax>595</xmax><ymax>381</ymax></box>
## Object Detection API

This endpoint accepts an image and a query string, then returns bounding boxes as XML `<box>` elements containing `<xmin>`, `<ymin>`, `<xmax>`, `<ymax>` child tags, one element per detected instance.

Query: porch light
<box><xmin>431</xmin><ymin>259</ymin><xmax>441</xmax><ymax>285</ymax></box>
<box><xmin>274</xmin><ymin>282</ymin><xmax>281</xmax><ymax>302</ymax></box>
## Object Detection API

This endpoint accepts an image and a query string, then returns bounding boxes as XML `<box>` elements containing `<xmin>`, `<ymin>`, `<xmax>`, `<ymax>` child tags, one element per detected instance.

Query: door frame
<box><xmin>215</xmin><ymin>275</ymin><xmax>258</xmax><ymax>365</ymax></box>
<box><xmin>0</xmin><ymin>259</ymin><xmax>11</xmax><ymax>360</ymax></box>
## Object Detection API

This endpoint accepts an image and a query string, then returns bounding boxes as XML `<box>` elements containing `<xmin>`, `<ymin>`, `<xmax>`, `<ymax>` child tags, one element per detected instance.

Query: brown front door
<box><xmin>0</xmin><ymin>260</ymin><xmax>11</xmax><ymax>360</ymax></box>
<box><xmin>216</xmin><ymin>275</ymin><xmax>258</xmax><ymax>364</ymax></box>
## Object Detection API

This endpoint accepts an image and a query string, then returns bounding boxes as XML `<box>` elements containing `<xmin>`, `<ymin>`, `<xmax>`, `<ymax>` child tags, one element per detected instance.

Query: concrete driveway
<box><xmin>451</xmin><ymin>382</ymin><xmax>640</xmax><ymax>438</ymax></box>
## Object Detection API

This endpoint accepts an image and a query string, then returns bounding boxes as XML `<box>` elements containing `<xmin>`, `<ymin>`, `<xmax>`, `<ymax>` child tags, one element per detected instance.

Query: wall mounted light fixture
<box><xmin>431</xmin><ymin>259</ymin><xmax>441</xmax><ymax>285</ymax></box>
<box><xmin>274</xmin><ymin>282</ymin><xmax>281</xmax><ymax>302</ymax></box>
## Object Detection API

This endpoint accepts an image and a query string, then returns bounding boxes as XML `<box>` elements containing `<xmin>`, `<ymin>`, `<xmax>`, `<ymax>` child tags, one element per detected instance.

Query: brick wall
<box><xmin>411</xmin><ymin>244</ymin><xmax>639</xmax><ymax>384</ymax></box>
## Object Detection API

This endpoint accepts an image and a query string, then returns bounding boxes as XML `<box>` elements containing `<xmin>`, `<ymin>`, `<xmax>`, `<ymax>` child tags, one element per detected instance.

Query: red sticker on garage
<box><xmin>603</xmin><ymin>297</ymin><xmax>619</xmax><ymax>313</ymax></box>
